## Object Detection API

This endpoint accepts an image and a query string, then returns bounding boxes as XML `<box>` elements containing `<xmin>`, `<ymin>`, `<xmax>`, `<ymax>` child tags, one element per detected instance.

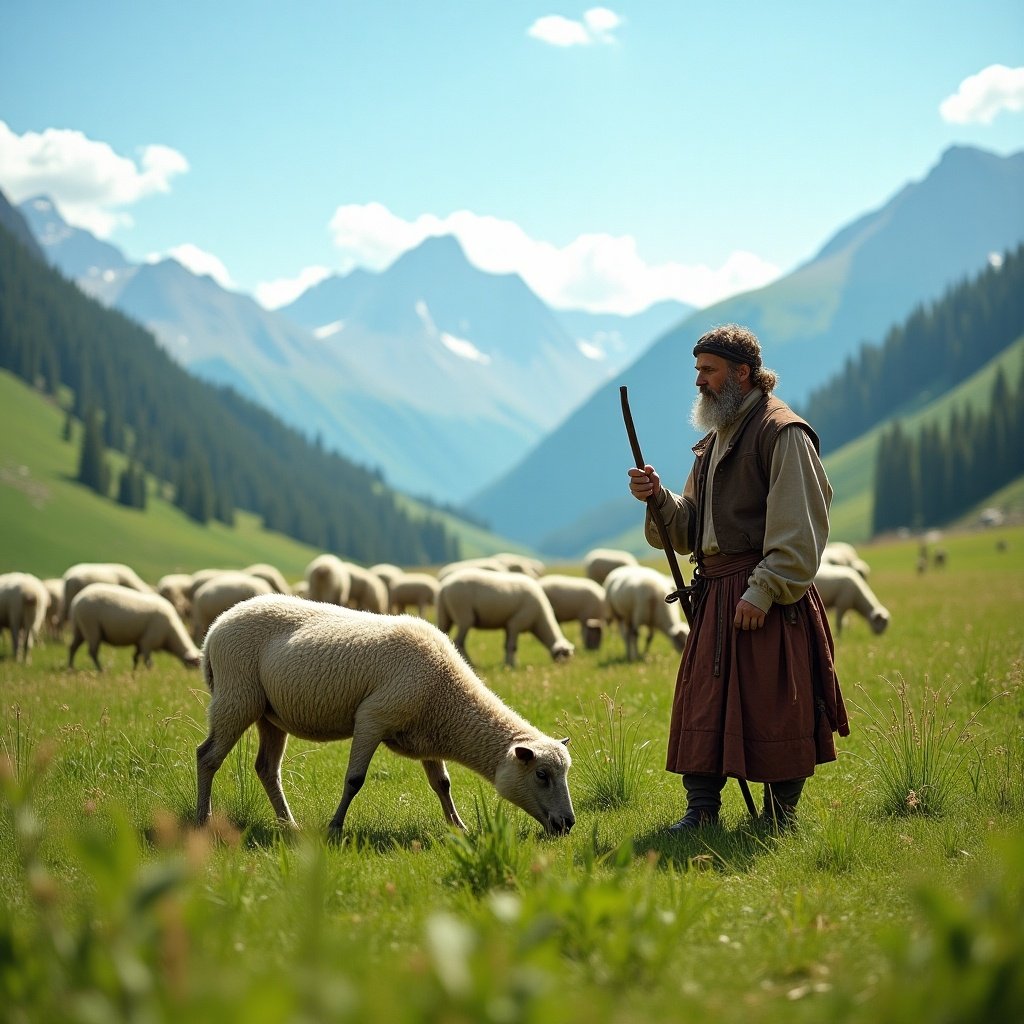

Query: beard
<box><xmin>689</xmin><ymin>370</ymin><xmax>747</xmax><ymax>432</ymax></box>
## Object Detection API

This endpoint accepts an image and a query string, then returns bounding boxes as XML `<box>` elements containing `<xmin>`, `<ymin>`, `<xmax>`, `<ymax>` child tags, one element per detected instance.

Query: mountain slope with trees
<box><xmin>466</xmin><ymin>146</ymin><xmax>1024</xmax><ymax>551</ymax></box>
<box><xmin>801</xmin><ymin>245</ymin><xmax>1024</xmax><ymax>454</ymax></box>
<box><xmin>0</xmin><ymin>218</ymin><xmax>460</xmax><ymax>567</ymax></box>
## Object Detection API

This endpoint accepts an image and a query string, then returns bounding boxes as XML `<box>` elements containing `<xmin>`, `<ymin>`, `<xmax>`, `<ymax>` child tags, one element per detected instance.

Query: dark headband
<box><xmin>692</xmin><ymin>340</ymin><xmax>761</xmax><ymax>368</ymax></box>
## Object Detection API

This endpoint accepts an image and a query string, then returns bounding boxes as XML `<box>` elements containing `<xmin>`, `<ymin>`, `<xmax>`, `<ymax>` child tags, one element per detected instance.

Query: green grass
<box><xmin>2</xmin><ymin>526</ymin><xmax>1023</xmax><ymax>1022</ymax></box>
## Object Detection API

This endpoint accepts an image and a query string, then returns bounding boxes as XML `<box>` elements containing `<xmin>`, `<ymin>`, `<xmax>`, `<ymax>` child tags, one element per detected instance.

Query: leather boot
<box><xmin>666</xmin><ymin>773</ymin><xmax>726</xmax><ymax>833</ymax></box>
<box><xmin>762</xmin><ymin>778</ymin><xmax>805</xmax><ymax>831</ymax></box>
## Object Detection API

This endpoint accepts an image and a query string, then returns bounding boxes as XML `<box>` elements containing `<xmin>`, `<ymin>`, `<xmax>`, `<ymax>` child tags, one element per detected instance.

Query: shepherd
<box><xmin>625</xmin><ymin>324</ymin><xmax>849</xmax><ymax>832</ymax></box>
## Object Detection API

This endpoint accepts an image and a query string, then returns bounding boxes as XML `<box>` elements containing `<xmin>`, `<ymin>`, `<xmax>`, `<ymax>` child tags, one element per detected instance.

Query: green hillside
<box><xmin>826</xmin><ymin>333</ymin><xmax>1024</xmax><ymax>541</ymax></box>
<box><xmin>0</xmin><ymin>371</ymin><xmax>532</xmax><ymax>581</ymax></box>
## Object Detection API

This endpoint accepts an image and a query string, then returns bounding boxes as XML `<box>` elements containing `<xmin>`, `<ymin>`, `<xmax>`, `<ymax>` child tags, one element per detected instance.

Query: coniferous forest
<box><xmin>0</xmin><ymin>222</ymin><xmax>461</xmax><ymax>566</ymax></box>
<box><xmin>870</xmin><ymin>360</ymin><xmax>1024</xmax><ymax>535</ymax></box>
<box><xmin>801</xmin><ymin>244</ymin><xmax>1024</xmax><ymax>456</ymax></box>
<box><xmin>798</xmin><ymin>244</ymin><xmax>1024</xmax><ymax>536</ymax></box>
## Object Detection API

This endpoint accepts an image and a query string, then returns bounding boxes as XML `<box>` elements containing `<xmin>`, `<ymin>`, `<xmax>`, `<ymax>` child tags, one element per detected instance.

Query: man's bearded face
<box><xmin>690</xmin><ymin>366</ymin><xmax>746</xmax><ymax>432</ymax></box>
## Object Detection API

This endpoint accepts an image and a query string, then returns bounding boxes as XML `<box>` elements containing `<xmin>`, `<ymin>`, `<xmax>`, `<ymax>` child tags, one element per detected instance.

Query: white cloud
<box><xmin>528</xmin><ymin>7</ymin><xmax>623</xmax><ymax>47</ymax></box>
<box><xmin>939</xmin><ymin>64</ymin><xmax>1024</xmax><ymax>124</ymax></box>
<box><xmin>255</xmin><ymin>265</ymin><xmax>333</xmax><ymax>309</ymax></box>
<box><xmin>147</xmin><ymin>243</ymin><xmax>234</xmax><ymax>290</ymax></box>
<box><xmin>0</xmin><ymin>120</ymin><xmax>188</xmax><ymax>238</ymax></box>
<box><xmin>326</xmin><ymin>203</ymin><xmax>780</xmax><ymax>314</ymax></box>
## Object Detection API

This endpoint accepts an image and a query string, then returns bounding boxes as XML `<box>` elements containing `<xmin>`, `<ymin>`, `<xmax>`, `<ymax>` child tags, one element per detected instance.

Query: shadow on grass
<box><xmin>633</xmin><ymin>818</ymin><xmax>789</xmax><ymax>874</ymax></box>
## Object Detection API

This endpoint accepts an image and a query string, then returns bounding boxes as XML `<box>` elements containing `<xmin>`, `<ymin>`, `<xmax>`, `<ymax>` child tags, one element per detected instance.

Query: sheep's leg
<box><xmin>642</xmin><ymin>626</ymin><xmax>655</xmax><ymax>656</ymax></box>
<box><xmin>254</xmin><ymin>717</ymin><xmax>296</xmax><ymax>825</ymax></box>
<box><xmin>87</xmin><ymin>641</ymin><xmax>103</xmax><ymax>672</ymax></box>
<box><xmin>504</xmin><ymin>629</ymin><xmax>517</xmax><ymax>668</ymax></box>
<box><xmin>422</xmin><ymin>758</ymin><xmax>467</xmax><ymax>830</ymax></box>
<box><xmin>327</xmin><ymin>727</ymin><xmax>383</xmax><ymax>836</ymax></box>
<box><xmin>68</xmin><ymin>628</ymin><xmax>84</xmax><ymax>669</ymax></box>
<box><xmin>196</xmin><ymin>718</ymin><xmax>257</xmax><ymax>827</ymax></box>
<box><xmin>453</xmin><ymin>626</ymin><xmax>473</xmax><ymax>666</ymax></box>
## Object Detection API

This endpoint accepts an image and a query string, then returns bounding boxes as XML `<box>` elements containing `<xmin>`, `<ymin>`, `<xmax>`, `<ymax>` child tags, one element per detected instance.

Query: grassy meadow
<box><xmin>2</xmin><ymin>526</ymin><xmax>1023</xmax><ymax>1023</ymax></box>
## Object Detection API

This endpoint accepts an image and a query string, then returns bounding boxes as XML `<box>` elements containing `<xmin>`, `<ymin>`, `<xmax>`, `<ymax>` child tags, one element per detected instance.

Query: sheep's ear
<box><xmin>513</xmin><ymin>745</ymin><xmax>535</xmax><ymax>763</ymax></box>
<box><xmin>560</xmin><ymin>737</ymin><xmax>570</xmax><ymax>747</ymax></box>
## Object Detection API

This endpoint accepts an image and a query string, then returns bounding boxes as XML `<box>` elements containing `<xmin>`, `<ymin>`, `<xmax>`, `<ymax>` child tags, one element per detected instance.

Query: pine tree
<box><xmin>77</xmin><ymin>407</ymin><xmax>111</xmax><ymax>497</ymax></box>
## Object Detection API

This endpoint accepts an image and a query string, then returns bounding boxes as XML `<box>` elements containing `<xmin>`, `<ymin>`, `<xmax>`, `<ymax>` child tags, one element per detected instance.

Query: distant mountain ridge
<box><xmin>20</xmin><ymin>200</ymin><xmax>690</xmax><ymax>504</ymax></box>
<box><xmin>465</xmin><ymin>145</ymin><xmax>1024</xmax><ymax>552</ymax></box>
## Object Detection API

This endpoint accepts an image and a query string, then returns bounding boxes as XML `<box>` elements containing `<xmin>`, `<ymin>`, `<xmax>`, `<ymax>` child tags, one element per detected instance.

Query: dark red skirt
<box><xmin>665</xmin><ymin>552</ymin><xmax>848</xmax><ymax>783</ymax></box>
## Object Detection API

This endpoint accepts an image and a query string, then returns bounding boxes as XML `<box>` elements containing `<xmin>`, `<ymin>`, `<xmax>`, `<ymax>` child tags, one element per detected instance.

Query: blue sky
<box><xmin>2</xmin><ymin>2</ymin><xmax>1022</xmax><ymax>314</ymax></box>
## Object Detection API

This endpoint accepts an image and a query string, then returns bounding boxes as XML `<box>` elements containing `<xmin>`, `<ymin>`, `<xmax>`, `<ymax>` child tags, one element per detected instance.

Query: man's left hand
<box><xmin>734</xmin><ymin>599</ymin><xmax>766</xmax><ymax>631</ymax></box>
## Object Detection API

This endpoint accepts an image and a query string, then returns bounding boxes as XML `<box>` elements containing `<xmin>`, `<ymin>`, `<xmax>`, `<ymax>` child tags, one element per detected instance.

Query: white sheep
<box><xmin>343</xmin><ymin>562</ymin><xmax>389</xmax><ymax>614</ymax></box>
<box><xmin>157</xmin><ymin>572</ymin><xmax>194</xmax><ymax>621</ymax></box>
<box><xmin>604</xmin><ymin>564</ymin><xmax>689</xmax><ymax>661</ymax></box>
<box><xmin>304</xmin><ymin>553</ymin><xmax>351</xmax><ymax>606</ymax></box>
<box><xmin>583</xmin><ymin>547</ymin><xmax>638</xmax><ymax>586</ymax></box>
<box><xmin>42</xmin><ymin>577</ymin><xmax>65</xmax><ymax>640</ymax></box>
<box><xmin>369</xmin><ymin>563</ymin><xmax>402</xmax><ymax>601</ymax></box>
<box><xmin>492</xmin><ymin>553</ymin><xmax>545</xmax><ymax>578</ymax></box>
<box><xmin>0</xmin><ymin>572</ymin><xmax>49</xmax><ymax>662</ymax></box>
<box><xmin>436</xmin><ymin>556</ymin><xmax>508</xmax><ymax>581</ymax></box>
<box><xmin>436</xmin><ymin>568</ymin><xmax>574</xmax><ymax>668</ymax></box>
<box><xmin>191</xmin><ymin>572</ymin><xmax>274</xmax><ymax>643</ymax></box>
<box><xmin>243</xmin><ymin>563</ymin><xmax>291</xmax><ymax>594</ymax></box>
<box><xmin>68</xmin><ymin>582</ymin><xmax>201</xmax><ymax>670</ymax></box>
<box><xmin>186</xmin><ymin>568</ymin><xmax>232</xmax><ymax>600</ymax></box>
<box><xmin>821</xmin><ymin>541</ymin><xmax>871</xmax><ymax>579</ymax></box>
<box><xmin>62</xmin><ymin>562</ymin><xmax>153</xmax><ymax>621</ymax></box>
<box><xmin>195</xmin><ymin>594</ymin><xmax>575</xmax><ymax>838</ymax></box>
<box><xmin>538</xmin><ymin>574</ymin><xmax>608</xmax><ymax>651</ymax></box>
<box><xmin>813</xmin><ymin>563</ymin><xmax>890</xmax><ymax>636</ymax></box>
<box><xmin>388</xmin><ymin>572</ymin><xmax>440</xmax><ymax>617</ymax></box>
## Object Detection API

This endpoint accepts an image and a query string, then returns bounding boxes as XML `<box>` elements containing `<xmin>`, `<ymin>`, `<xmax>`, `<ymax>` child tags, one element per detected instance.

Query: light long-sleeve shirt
<box><xmin>645</xmin><ymin>391</ymin><xmax>832</xmax><ymax>612</ymax></box>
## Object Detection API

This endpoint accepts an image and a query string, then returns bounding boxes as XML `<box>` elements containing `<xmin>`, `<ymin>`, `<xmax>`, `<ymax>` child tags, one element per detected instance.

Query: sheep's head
<box><xmin>183</xmin><ymin>650</ymin><xmax>202</xmax><ymax>669</ymax></box>
<box><xmin>583</xmin><ymin>619</ymin><xmax>604</xmax><ymax>651</ymax></box>
<box><xmin>870</xmin><ymin>609</ymin><xmax>890</xmax><ymax>635</ymax></box>
<box><xmin>495</xmin><ymin>738</ymin><xmax>575</xmax><ymax>835</ymax></box>
<box><xmin>550</xmin><ymin>638</ymin><xmax>575</xmax><ymax>662</ymax></box>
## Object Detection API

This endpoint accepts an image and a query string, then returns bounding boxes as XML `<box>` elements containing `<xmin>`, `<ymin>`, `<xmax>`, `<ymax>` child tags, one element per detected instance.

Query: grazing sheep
<box><xmin>62</xmin><ymin>562</ymin><xmax>153</xmax><ymax>621</ymax></box>
<box><xmin>196</xmin><ymin>594</ymin><xmax>575</xmax><ymax>838</ymax></box>
<box><xmin>186</xmin><ymin>568</ymin><xmax>232</xmax><ymax>601</ymax></box>
<box><xmin>157</xmin><ymin>572</ymin><xmax>194</xmax><ymax>620</ymax></box>
<box><xmin>821</xmin><ymin>541</ymin><xmax>871</xmax><ymax>579</ymax></box>
<box><xmin>369</xmin><ymin>563</ymin><xmax>402</xmax><ymax>602</ymax></box>
<box><xmin>305</xmin><ymin>553</ymin><xmax>351</xmax><ymax>606</ymax></box>
<box><xmin>583</xmin><ymin>547</ymin><xmax>638</xmax><ymax>586</ymax></box>
<box><xmin>436</xmin><ymin>568</ymin><xmax>574</xmax><ymax>668</ymax></box>
<box><xmin>0</xmin><ymin>572</ymin><xmax>49</xmax><ymax>662</ymax></box>
<box><xmin>388</xmin><ymin>572</ymin><xmax>440</xmax><ymax>617</ymax></box>
<box><xmin>42</xmin><ymin>577</ymin><xmax>65</xmax><ymax>640</ymax></box>
<box><xmin>343</xmin><ymin>563</ymin><xmax>389</xmax><ymax>614</ymax></box>
<box><xmin>68</xmin><ymin>582</ymin><xmax>201</xmax><ymax>670</ymax></box>
<box><xmin>191</xmin><ymin>572</ymin><xmax>274</xmax><ymax>643</ymax></box>
<box><xmin>243</xmin><ymin>563</ymin><xmax>290</xmax><ymax>594</ymax></box>
<box><xmin>492</xmin><ymin>553</ymin><xmax>545</xmax><ymax>578</ymax></box>
<box><xmin>538</xmin><ymin>574</ymin><xmax>608</xmax><ymax>651</ymax></box>
<box><xmin>436</xmin><ymin>556</ymin><xmax>508</xmax><ymax>581</ymax></box>
<box><xmin>604</xmin><ymin>565</ymin><xmax>689</xmax><ymax>661</ymax></box>
<box><xmin>813</xmin><ymin>563</ymin><xmax>890</xmax><ymax>636</ymax></box>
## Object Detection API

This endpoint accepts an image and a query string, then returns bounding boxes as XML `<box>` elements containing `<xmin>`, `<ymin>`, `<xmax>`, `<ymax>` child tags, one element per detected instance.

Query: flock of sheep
<box><xmin>0</xmin><ymin>541</ymin><xmax>889</xmax><ymax>837</ymax></box>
